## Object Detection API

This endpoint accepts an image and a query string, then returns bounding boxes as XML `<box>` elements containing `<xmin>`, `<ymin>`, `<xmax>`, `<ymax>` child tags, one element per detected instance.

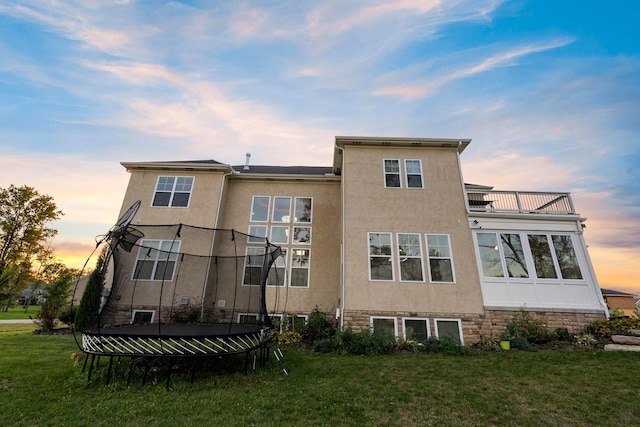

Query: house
<box><xmin>116</xmin><ymin>136</ymin><xmax>608</xmax><ymax>344</ymax></box>
<box><xmin>601</xmin><ymin>288</ymin><xmax>638</xmax><ymax>317</ymax></box>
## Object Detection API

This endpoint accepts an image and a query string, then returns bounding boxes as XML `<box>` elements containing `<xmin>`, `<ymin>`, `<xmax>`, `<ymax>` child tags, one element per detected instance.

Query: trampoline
<box><xmin>72</xmin><ymin>201</ymin><xmax>283</xmax><ymax>383</ymax></box>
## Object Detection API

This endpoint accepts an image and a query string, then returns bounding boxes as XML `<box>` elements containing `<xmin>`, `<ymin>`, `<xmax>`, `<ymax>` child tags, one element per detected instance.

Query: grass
<box><xmin>1</xmin><ymin>325</ymin><xmax>639</xmax><ymax>426</ymax></box>
<box><xmin>0</xmin><ymin>305</ymin><xmax>41</xmax><ymax>320</ymax></box>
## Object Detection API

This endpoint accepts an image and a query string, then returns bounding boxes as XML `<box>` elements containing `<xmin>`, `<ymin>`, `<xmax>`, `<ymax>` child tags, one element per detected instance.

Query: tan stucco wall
<box><xmin>118</xmin><ymin>169</ymin><xmax>227</xmax><ymax>228</ymax></box>
<box><xmin>113</xmin><ymin>169</ymin><xmax>228</xmax><ymax>309</ymax></box>
<box><xmin>216</xmin><ymin>177</ymin><xmax>342</xmax><ymax>315</ymax></box>
<box><xmin>341</xmin><ymin>145</ymin><xmax>484</xmax><ymax>315</ymax></box>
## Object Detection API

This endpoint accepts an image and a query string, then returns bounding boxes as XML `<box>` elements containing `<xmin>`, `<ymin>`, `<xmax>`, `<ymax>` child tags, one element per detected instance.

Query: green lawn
<box><xmin>1</xmin><ymin>325</ymin><xmax>639</xmax><ymax>426</ymax></box>
<box><xmin>0</xmin><ymin>305</ymin><xmax>40</xmax><ymax>320</ymax></box>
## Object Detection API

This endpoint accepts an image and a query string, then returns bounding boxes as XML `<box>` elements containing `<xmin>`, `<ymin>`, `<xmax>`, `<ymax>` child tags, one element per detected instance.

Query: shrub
<box><xmin>332</xmin><ymin>328</ymin><xmax>396</xmax><ymax>355</ymax></box>
<box><xmin>301</xmin><ymin>307</ymin><xmax>335</xmax><ymax>344</ymax></box>
<box><xmin>396</xmin><ymin>339</ymin><xmax>419</xmax><ymax>353</ymax></box>
<box><xmin>575</xmin><ymin>333</ymin><xmax>598</xmax><ymax>347</ymax></box>
<box><xmin>510</xmin><ymin>337</ymin><xmax>533</xmax><ymax>351</ymax></box>
<box><xmin>275</xmin><ymin>331</ymin><xmax>302</xmax><ymax>347</ymax></box>
<box><xmin>312</xmin><ymin>338</ymin><xmax>335</xmax><ymax>353</ymax></box>
<box><xmin>510</xmin><ymin>310</ymin><xmax>552</xmax><ymax>340</ymax></box>
<box><xmin>58</xmin><ymin>305</ymin><xmax>77</xmax><ymax>326</ymax></box>
<box><xmin>75</xmin><ymin>250</ymin><xmax>108</xmax><ymax>331</ymax></box>
<box><xmin>585</xmin><ymin>317</ymin><xmax>640</xmax><ymax>339</ymax></box>
<box><xmin>474</xmin><ymin>336</ymin><xmax>501</xmax><ymax>352</ymax></box>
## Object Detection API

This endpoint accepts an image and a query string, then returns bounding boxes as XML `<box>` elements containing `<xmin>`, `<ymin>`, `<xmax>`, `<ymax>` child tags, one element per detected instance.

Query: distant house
<box><xmin>601</xmin><ymin>288</ymin><xmax>638</xmax><ymax>317</ymax></box>
<box><xmin>114</xmin><ymin>136</ymin><xmax>608</xmax><ymax>343</ymax></box>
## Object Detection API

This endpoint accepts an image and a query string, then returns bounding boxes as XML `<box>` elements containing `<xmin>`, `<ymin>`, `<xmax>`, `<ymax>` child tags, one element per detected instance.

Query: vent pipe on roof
<box><xmin>244</xmin><ymin>152</ymin><xmax>251</xmax><ymax>171</ymax></box>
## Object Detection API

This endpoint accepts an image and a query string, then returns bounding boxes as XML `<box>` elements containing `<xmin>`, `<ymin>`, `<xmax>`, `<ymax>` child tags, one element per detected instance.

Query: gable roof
<box><xmin>231</xmin><ymin>165</ymin><xmax>333</xmax><ymax>175</ymax></box>
<box><xmin>601</xmin><ymin>288</ymin><xmax>636</xmax><ymax>297</ymax></box>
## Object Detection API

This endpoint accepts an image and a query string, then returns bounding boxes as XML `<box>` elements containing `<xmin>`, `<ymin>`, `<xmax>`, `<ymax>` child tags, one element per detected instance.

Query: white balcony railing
<box><xmin>467</xmin><ymin>190</ymin><xmax>576</xmax><ymax>215</ymax></box>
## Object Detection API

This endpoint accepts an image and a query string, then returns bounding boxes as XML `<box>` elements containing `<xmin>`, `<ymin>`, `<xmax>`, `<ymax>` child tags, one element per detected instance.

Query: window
<box><xmin>131</xmin><ymin>310</ymin><xmax>154</xmax><ymax>324</ymax></box>
<box><xmin>267</xmin><ymin>249</ymin><xmax>286</xmax><ymax>286</ymax></box>
<box><xmin>247</xmin><ymin>225</ymin><xmax>267</xmax><ymax>243</ymax></box>
<box><xmin>500</xmin><ymin>233</ymin><xmax>529</xmax><ymax>278</ymax></box>
<box><xmin>403</xmin><ymin>318</ymin><xmax>430</xmax><ymax>341</ymax></box>
<box><xmin>292</xmin><ymin>227</ymin><xmax>311</xmax><ymax>244</ymax></box>
<box><xmin>552</xmin><ymin>235</ymin><xmax>583</xmax><ymax>279</ymax></box>
<box><xmin>404</xmin><ymin>159</ymin><xmax>423</xmax><ymax>188</ymax></box>
<box><xmin>426</xmin><ymin>234</ymin><xmax>455</xmax><ymax>283</ymax></box>
<box><xmin>384</xmin><ymin>159</ymin><xmax>401</xmax><ymax>188</ymax></box>
<box><xmin>133</xmin><ymin>240</ymin><xmax>180</xmax><ymax>281</ymax></box>
<box><xmin>294</xmin><ymin>197</ymin><xmax>312</xmax><ymax>223</ymax></box>
<box><xmin>397</xmin><ymin>233</ymin><xmax>424</xmax><ymax>281</ymax></box>
<box><xmin>270</xmin><ymin>226</ymin><xmax>289</xmax><ymax>244</ymax></box>
<box><xmin>528</xmin><ymin>235</ymin><xmax>557</xmax><ymax>279</ymax></box>
<box><xmin>269</xmin><ymin>314</ymin><xmax>283</xmax><ymax>332</ymax></box>
<box><xmin>435</xmin><ymin>318</ymin><xmax>463</xmax><ymax>344</ymax></box>
<box><xmin>475</xmin><ymin>232</ymin><xmax>584</xmax><ymax>281</ymax></box>
<box><xmin>250</xmin><ymin>196</ymin><xmax>270</xmax><ymax>222</ymax></box>
<box><xmin>272</xmin><ymin>197</ymin><xmax>291</xmax><ymax>222</ymax></box>
<box><xmin>371</xmin><ymin>316</ymin><xmax>397</xmax><ymax>337</ymax></box>
<box><xmin>249</xmin><ymin>194</ymin><xmax>314</xmax><ymax>287</ymax></box>
<box><xmin>286</xmin><ymin>314</ymin><xmax>307</xmax><ymax>332</ymax></box>
<box><xmin>238</xmin><ymin>313</ymin><xmax>258</xmax><ymax>324</ymax></box>
<box><xmin>290</xmin><ymin>249</ymin><xmax>310</xmax><ymax>287</ymax></box>
<box><xmin>243</xmin><ymin>247</ymin><xmax>265</xmax><ymax>286</ymax></box>
<box><xmin>368</xmin><ymin>232</ymin><xmax>394</xmax><ymax>281</ymax></box>
<box><xmin>152</xmin><ymin>176</ymin><xmax>194</xmax><ymax>207</ymax></box>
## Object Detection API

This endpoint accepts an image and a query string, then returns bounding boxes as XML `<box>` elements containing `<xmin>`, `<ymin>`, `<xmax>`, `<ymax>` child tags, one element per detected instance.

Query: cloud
<box><xmin>373</xmin><ymin>38</ymin><xmax>575</xmax><ymax>100</ymax></box>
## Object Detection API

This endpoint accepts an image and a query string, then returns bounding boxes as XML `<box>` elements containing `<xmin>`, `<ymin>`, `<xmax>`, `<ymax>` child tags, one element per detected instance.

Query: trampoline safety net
<box><xmin>74</xmin><ymin>219</ymin><xmax>283</xmax><ymax>359</ymax></box>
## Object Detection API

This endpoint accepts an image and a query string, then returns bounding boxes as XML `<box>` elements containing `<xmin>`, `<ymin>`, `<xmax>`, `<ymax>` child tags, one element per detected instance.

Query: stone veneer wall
<box><xmin>342</xmin><ymin>309</ymin><xmax>606</xmax><ymax>344</ymax></box>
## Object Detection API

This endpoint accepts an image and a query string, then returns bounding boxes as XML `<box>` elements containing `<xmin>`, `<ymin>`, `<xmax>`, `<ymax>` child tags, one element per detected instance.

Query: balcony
<box><xmin>466</xmin><ymin>190</ymin><xmax>576</xmax><ymax>215</ymax></box>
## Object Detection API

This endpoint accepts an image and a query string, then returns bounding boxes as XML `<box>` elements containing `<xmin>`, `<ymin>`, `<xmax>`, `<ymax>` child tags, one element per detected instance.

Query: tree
<box><xmin>35</xmin><ymin>265</ymin><xmax>78</xmax><ymax>332</ymax></box>
<box><xmin>0</xmin><ymin>185</ymin><xmax>63</xmax><ymax>310</ymax></box>
<box><xmin>75</xmin><ymin>249</ymin><xmax>108</xmax><ymax>331</ymax></box>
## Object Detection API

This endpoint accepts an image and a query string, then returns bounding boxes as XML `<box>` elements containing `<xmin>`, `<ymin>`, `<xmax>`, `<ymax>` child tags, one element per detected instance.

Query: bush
<box><xmin>474</xmin><ymin>336</ymin><xmax>501</xmax><ymax>352</ymax></box>
<box><xmin>301</xmin><ymin>307</ymin><xmax>335</xmax><ymax>344</ymax></box>
<box><xmin>332</xmin><ymin>328</ymin><xmax>396</xmax><ymax>355</ymax></box>
<box><xmin>75</xmin><ymin>250</ymin><xmax>108</xmax><ymax>331</ymax></box>
<box><xmin>510</xmin><ymin>337</ymin><xmax>533</xmax><ymax>351</ymax></box>
<box><xmin>585</xmin><ymin>317</ymin><xmax>640</xmax><ymax>339</ymax></box>
<box><xmin>274</xmin><ymin>331</ymin><xmax>302</xmax><ymax>347</ymax></box>
<box><xmin>575</xmin><ymin>333</ymin><xmax>598</xmax><ymax>347</ymax></box>
<box><xmin>510</xmin><ymin>310</ymin><xmax>552</xmax><ymax>341</ymax></box>
<box><xmin>58</xmin><ymin>305</ymin><xmax>77</xmax><ymax>326</ymax></box>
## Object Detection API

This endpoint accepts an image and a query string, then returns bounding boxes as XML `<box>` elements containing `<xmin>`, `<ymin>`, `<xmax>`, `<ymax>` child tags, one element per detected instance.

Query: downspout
<box><xmin>576</xmin><ymin>218</ymin><xmax>609</xmax><ymax>319</ymax></box>
<box><xmin>456</xmin><ymin>141</ymin><xmax>471</xmax><ymax>215</ymax></box>
<box><xmin>338</xmin><ymin>146</ymin><xmax>345</xmax><ymax>329</ymax></box>
<box><xmin>200</xmin><ymin>166</ymin><xmax>235</xmax><ymax>321</ymax></box>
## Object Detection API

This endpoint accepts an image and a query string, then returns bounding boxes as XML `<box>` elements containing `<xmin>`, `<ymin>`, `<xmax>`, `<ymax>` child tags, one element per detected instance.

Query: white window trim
<box><xmin>132</xmin><ymin>239</ymin><xmax>181</xmax><ymax>282</ymax></box>
<box><xmin>131</xmin><ymin>310</ymin><xmax>155</xmax><ymax>324</ymax></box>
<box><xmin>151</xmin><ymin>176</ymin><xmax>194</xmax><ymax>208</ymax></box>
<box><xmin>396</xmin><ymin>232</ymin><xmax>426</xmax><ymax>283</ymax></box>
<box><xmin>243</xmin><ymin>247</ymin><xmax>265</xmax><ymax>286</ymax></box>
<box><xmin>237</xmin><ymin>313</ymin><xmax>259</xmax><ymax>323</ymax></box>
<box><xmin>425</xmin><ymin>233</ymin><xmax>456</xmax><ymax>284</ymax></box>
<box><xmin>293</xmin><ymin>196</ymin><xmax>313</xmax><ymax>223</ymax></box>
<box><xmin>292</xmin><ymin>226</ymin><xmax>312</xmax><ymax>245</ymax></box>
<box><xmin>269</xmin><ymin>314</ymin><xmax>284</xmax><ymax>332</ymax></box>
<box><xmin>404</xmin><ymin>159</ymin><xmax>424</xmax><ymax>189</ymax></box>
<box><xmin>289</xmin><ymin>248</ymin><xmax>311</xmax><ymax>288</ymax></box>
<box><xmin>473</xmin><ymin>231</ymin><xmax>586</xmax><ymax>283</ymax></box>
<box><xmin>383</xmin><ymin>159</ymin><xmax>402</xmax><ymax>188</ymax></box>
<box><xmin>368</xmin><ymin>232</ymin><xmax>395</xmax><ymax>282</ymax></box>
<box><xmin>370</xmin><ymin>316</ymin><xmax>398</xmax><ymax>337</ymax></box>
<box><xmin>434</xmin><ymin>318</ymin><xmax>464</xmax><ymax>345</ymax></box>
<box><xmin>402</xmin><ymin>317</ymin><xmax>431</xmax><ymax>341</ymax></box>
<box><xmin>267</xmin><ymin>248</ymin><xmax>287</xmax><ymax>287</ymax></box>
<box><xmin>250</xmin><ymin>195</ymin><xmax>271</xmax><ymax>222</ymax></box>
<box><xmin>247</xmin><ymin>225</ymin><xmax>268</xmax><ymax>243</ymax></box>
<box><xmin>271</xmin><ymin>196</ymin><xmax>292</xmax><ymax>223</ymax></box>
<box><xmin>270</xmin><ymin>225</ymin><xmax>290</xmax><ymax>244</ymax></box>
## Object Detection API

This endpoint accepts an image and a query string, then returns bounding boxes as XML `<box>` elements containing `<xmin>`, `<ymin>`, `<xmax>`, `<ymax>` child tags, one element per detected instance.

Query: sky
<box><xmin>1</xmin><ymin>0</ymin><xmax>638</xmax><ymax>295</ymax></box>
